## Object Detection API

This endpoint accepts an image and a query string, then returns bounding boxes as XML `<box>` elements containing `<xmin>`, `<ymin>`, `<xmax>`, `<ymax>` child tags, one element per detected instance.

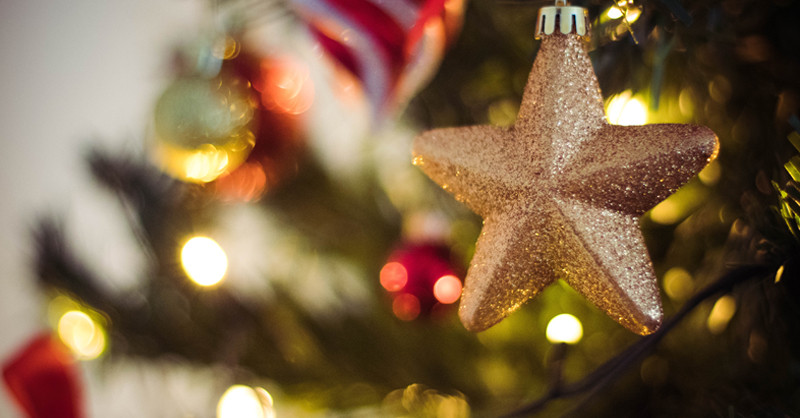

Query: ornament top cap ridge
<box><xmin>535</xmin><ymin>0</ymin><xmax>590</xmax><ymax>39</ymax></box>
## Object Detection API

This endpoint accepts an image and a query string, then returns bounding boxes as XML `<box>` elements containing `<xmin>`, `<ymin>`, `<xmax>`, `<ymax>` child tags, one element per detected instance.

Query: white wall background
<box><xmin>0</xmin><ymin>0</ymin><xmax>207</xmax><ymax>415</ymax></box>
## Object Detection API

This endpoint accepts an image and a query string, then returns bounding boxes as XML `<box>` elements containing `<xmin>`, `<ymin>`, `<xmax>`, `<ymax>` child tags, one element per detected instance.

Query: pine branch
<box><xmin>501</xmin><ymin>263</ymin><xmax>775</xmax><ymax>417</ymax></box>
<box><xmin>33</xmin><ymin>218</ymin><xmax>120</xmax><ymax>314</ymax></box>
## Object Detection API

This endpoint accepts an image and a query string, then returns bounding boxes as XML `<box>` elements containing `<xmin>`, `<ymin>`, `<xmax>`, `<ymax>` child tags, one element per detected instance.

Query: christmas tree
<box><xmin>4</xmin><ymin>0</ymin><xmax>800</xmax><ymax>417</ymax></box>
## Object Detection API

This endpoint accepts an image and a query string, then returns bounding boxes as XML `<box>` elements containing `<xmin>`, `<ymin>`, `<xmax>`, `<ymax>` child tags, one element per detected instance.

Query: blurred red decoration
<box><xmin>290</xmin><ymin>0</ymin><xmax>465</xmax><ymax>114</ymax></box>
<box><xmin>2</xmin><ymin>333</ymin><xmax>84</xmax><ymax>418</ymax></box>
<box><xmin>380</xmin><ymin>243</ymin><xmax>463</xmax><ymax>321</ymax></box>
<box><xmin>210</xmin><ymin>52</ymin><xmax>309</xmax><ymax>202</ymax></box>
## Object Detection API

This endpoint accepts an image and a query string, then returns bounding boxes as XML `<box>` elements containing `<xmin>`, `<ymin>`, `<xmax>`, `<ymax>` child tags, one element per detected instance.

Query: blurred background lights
<box><xmin>57</xmin><ymin>310</ymin><xmax>106</xmax><ymax>360</ymax></box>
<box><xmin>649</xmin><ymin>198</ymin><xmax>682</xmax><ymax>225</ymax></box>
<box><xmin>707</xmin><ymin>295</ymin><xmax>737</xmax><ymax>334</ymax></box>
<box><xmin>217</xmin><ymin>385</ymin><xmax>275</xmax><ymax>418</ymax></box>
<box><xmin>605</xmin><ymin>1</ymin><xmax>641</xmax><ymax>23</ymax></box>
<box><xmin>606</xmin><ymin>91</ymin><xmax>648</xmax><ymax>125</ymax></box>
<box><xmin>546</xmin><ymin>314</ymin><xmax>583</xmax><ymax>344</ymax></box>
<box><xmin>433</xmin><ymin>275</ymin><xmax>462</xmax><ymax>304</ymax></box>
<box><xmin>662</xmin><ymin>267</ymin><xmax>694</xmax><ymax>302</ymax></box>
<box><xmin>380</xmin><ymin>261</ymin><xmax>408</xmax><ymax>292</ymax></box>
<box><xmin>259</xmin><ymin>58</ymin><xmax>314</xmax><ymax>115</ymax></box>
<box><xmin>606</xmin><ymin>5</ymin><xmax>624</xmax><ymax>19</ymax></box>
<box><xmin>181</xmin><ymin>236</ymin><xmax>228</xmax><ymax>286</ymax></box>
<box><xmin>392</xmin><ymin>293</ymin><xmax>421</xmax><ymax>321</ymax></box>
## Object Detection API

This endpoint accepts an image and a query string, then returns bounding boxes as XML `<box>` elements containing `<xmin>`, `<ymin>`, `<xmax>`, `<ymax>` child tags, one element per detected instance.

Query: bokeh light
<box><xmin>259</xmin><ymin>58</ymin><xmax>314</xmax><ymax>115</ymax></box>
<box><xmin>663</xmin><ymin>267</ymin><xmax>694</xmax><ymax>302</ymax></box>
<box><xmin>606</xmin><ymin>91</ymin><xmax>648</xmax><ymax>126</ymax></box>
<box><xmin>383</xmin><ymin>383</ymin><xmax>470</xmax><ymax>417</ymax></box>
<box><xmin>606</xmin><ymin>5</ymin><xmax>624</xmax><ymax>19</ymax></box>
<box><xmin>393</xmin><ymin>294</ymin><xmax>421</xmax><ymax>321</ymax></box>
<box><xmin>213</xmin><ymin>161</ymin><xmax>269</xmax><ymax>202</ymax></box>
<box><xmin>181</xmin><ymin>236</ymin><xmax>228</xmax><ymax>286</ymax></box>
<box><xmin>707</xmin><ymin>295</ymin><xmax>737</xmax><ymax>334</ymax></box>
<box><xmin>217</xmin><ymin>385</ymin><xmax>275</xmax><ymax>418</ymax></box>
<box><xmin>604</xmin><ymin>1</ymin><xmax>641</xmax><ymax>23</ymax></box>
<box><xmin>545</xmin><ymin>313</ymin><xmax>583</xmax><ymax>344</ymax></box>
<box><xmin>649</xmin><ymin>197</ymin><xmax>682</xmax><ymax>225</ymax></box>
<box><xmin>380</xmin><ymin>261</ymin><xmax>408</xmax><ymax>292</ymax></box>
<box><xmin>433</xmin><ymin>275</ymin><xmax>462</xmax><ymax>304</ymax></box>
<box><xmin>57</xmin><ymin>310</ymin><xmax>106</xmax><ymax>360</ymax></box>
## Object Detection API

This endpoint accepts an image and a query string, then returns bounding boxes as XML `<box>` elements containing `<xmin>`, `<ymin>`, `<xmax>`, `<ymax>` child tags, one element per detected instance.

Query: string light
<box><xmin>259</xmin><ymin>58</ymin><xmax>314</xmax><ymax>115</ymax></box>
<box><xmin>707</xmin><ymin>295</ymin><xmax>736</xmax><ymax>334</ymax></box>
<box><xmin>380</xmin><ymin>261</ymin><xmax>408</xmax><ymax>292</ymax></box>
<box><xmin>545</xmin><ymin>314</ymin><xmax>583</xmax><ymax>344</ymax></box>
<box><xmin>606</xmin><ymin>5</ymin><xmax>624</xmax><ymax>19</ymax></box>
<box><xmin>181</xmin><ymin>236</ymin><xmax>228</xmax><ymax>286</ymax></box>
<box><xmin>606</xmin><ymin>91</ymin><xmax>648</xmax><ymax>126</ymax></box>
<box><xmin>57</xmin><ymin>310</ymin><xmax>106</xmax><ymax>360</ymax></box>
<box><xmin>604</xmin><ymin>1</ymin><xmax>641</xmax><ymax>24</ymax></box>
<box><xmin>662</xmin><ymin>267</ymin><xmax>694</xmax><ymax>302</ymax></box>
<box><xmin>433</xmin><ymin>275</ymin><xmax>462</xmax><ymax>304</ymax></box>
<box><xmin>393</xmin><ymin>294</ymin><xmax>421</xmax><ymax>321</ymax></box>
<box><xmin>217</xmin><ymin>385</ymin><xmax>275</xmax><ymax>418</ymax></box>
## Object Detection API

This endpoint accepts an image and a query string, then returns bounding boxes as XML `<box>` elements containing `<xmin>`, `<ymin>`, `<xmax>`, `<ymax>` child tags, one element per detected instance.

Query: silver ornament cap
<box><xmin>535</xmin><ymin>0</ymin><xmax>590</xmax><ymax>39</ymax></box>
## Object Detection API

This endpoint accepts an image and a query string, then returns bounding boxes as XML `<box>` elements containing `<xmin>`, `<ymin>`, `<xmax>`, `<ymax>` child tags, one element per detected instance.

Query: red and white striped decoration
<box><xmin>290</xmin><ymin>0</ymin><xmax>464</xmax><ymax>114</ymax></box>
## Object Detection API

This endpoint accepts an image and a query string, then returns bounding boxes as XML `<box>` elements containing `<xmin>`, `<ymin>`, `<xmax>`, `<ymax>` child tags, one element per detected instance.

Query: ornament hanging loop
<box><xmin>535</xmin><ymin>0</ymin><xmax>590</xmax><ymax>39</ymax></box>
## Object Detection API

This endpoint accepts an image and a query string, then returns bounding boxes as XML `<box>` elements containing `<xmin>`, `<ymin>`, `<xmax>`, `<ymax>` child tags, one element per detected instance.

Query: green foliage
<box><xmin>34</xmin><ymin>0</ymin><xmax>800</xmax><ymax>416</ymax></box>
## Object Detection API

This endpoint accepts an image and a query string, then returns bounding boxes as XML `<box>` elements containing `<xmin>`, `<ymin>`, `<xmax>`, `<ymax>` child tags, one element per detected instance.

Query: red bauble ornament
<box><xmin>380</xmin><ymin>243</ymin><xmax>463</xmax><ymax>321</ymax></box>
<box><xmin>2</xmin><ymin>333</ymin><xmax>85</xmax><ymax>418</ymax></box>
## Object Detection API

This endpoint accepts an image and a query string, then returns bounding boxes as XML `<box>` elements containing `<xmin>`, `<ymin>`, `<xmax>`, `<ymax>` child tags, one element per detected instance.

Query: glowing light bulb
<box><xmin>624</xmin><ymin>7</ymin><xmax>641</xmax><ymax>24</ymax></box>
<box><xmin>707</xmin><ymin>295</ymin><xmax>736</xmax><ymax>334</ymax></box>
<box><xmin>663</xmin><ymin>267</ymin><xmax>693</xmax><ymax>302</ymax></box>
<box><xmin>606</xmin><ymin>91</ymin><xmax>648</xmax><ymax>126</ymax></box>
<box><xmin>605</xmin><ymin>1</ymin><xmax>641</xmax><ymax>23</ymax></box>
<box><xmin>606</xmin><ymin>6</ymin><xmax>624</xmax><ymax>19</ymax></box>
<box><xmin>392</xmin><ymin>294</ymin><xmax>421</xmax><ymax>321</ymax></box>
<box><xmin>181</xmin><ymin>236</ymin><xmax>228</xmax><ymax>286</ymax></box>
<box><xmin>380</xmin><ymin>262</ymin><xmax>408</xmax><ymax>292</ymax></box>
<box><xmin>433</xmin><ymin>275</ymin><xmax>462</xmax><ymax>304</ymax></box>
<box><xmin>217</xmin><ymin>385</ymin><xmax>275</xmax><ymax>418</ymax></box>
<box><xmin>545</xmin><ymin>313</ymin><xmax>583</xmax><ymax>344</ymax></box>
<box><xmin>57</xmin><ymin>310</ymin><xmax>106</xmax><ymax>360</ymax></box>
<box><xmin>260</xmin><ymin>58</ymin><xmax>314</xmax><ymax>115</ymax></box>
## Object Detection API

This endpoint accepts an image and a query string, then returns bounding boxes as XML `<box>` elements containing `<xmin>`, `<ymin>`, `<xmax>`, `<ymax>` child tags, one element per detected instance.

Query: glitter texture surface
<box><xmin>412</xmin><ymin>34</ymin><xmax>719</xmax><ymax>335</ymax></box>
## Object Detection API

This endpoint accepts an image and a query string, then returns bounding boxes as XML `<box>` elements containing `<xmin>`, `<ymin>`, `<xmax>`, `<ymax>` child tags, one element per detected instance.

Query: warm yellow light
<box><xmin>546</xmin><ymin>313</ymin><xmax>583</xmax><ymax>344</ymax></box>
<box><xmin>649</xmin><ymin>198</ymin><xmax>681</xmax><ymax>225</ymax></box>
<box><xmin>606</xmin><ymin>91</ymin><xmax>648</xmax><ymax>126</ymax></box>
<box><xmin>707</xmin><ymin>295</ymin><xmax>737</xmax><ymax>334</ymax></box>
<box><xmin>181</xmin><ymin>236</ymin><xmax>228</xmax><ymax>286</ymax></box>
<box><xmin>217</xmin><ymin>385</ymin><xmax>275</xmax><ymax>418</ymax></box>
<box><xmin>57</xmin><ymin>310</ymin><xmax>106</xmax><ymax>360</ymax></box>
<box><xmin>606</xmin><ymin>1</ymin><xmax>641</xmax><ymax>23</ymax></box>
<box><xmin>606</xmin><ymin>6</ymin><xmax>624</xmax><ymax>19</ymax></box>
<box><xmin>698</xmin><ymin>160</ymin><xmax>721</xmax><ymax>186</ymax></box>
<box><xmin>151</xmin><ymin>130</ymin><xmax>256</xmax><ymax>184</ymax></box>
<box><xmin>663</xmin><ymin>267</ymin><xmax>693</xmax><ymax>302</ymax></box>
<box><xmin>624</xmin><ymin>7</ymin><xmax>641</xmax><ymax>24</ymax></box>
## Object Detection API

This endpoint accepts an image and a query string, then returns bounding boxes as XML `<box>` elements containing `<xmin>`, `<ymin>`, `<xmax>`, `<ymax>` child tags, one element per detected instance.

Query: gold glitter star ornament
<box><xmin>412</xmin><ymin>1</ymin><xmax>719</xmax><ymax>335</ymax></box>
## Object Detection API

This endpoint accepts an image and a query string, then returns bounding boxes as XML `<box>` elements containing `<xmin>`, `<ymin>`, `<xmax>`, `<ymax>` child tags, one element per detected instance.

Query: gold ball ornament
<box><xmin>151</xmin><ymin>73</ymin><xmax>257</xmax><ymax>183</ymax></box>
<box><xmin>412</xmin><ymin>2</ymin><xmax>719</xmax><ymax>335</ymax></box>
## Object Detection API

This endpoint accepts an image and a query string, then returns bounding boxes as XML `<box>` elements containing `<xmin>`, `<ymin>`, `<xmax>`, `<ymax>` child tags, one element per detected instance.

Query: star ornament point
<box><xmin>412</xmin><ymin>34</ymin><xmax>719</xmax><ymax>335</ymax></box>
